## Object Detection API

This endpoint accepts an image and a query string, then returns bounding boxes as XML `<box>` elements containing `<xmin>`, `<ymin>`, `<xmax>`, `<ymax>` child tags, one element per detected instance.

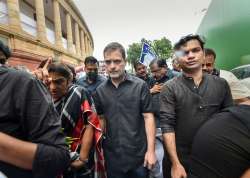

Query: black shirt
<box><xmin>135</xmin><ymin>74</ymin><xmax>155</xmax><ymax>89</ymax></box>
<box><xmin>94</xmin><ymin>73</ymin><xmax>153</xmax><ymax>172</ymax></box>
<box><xmin>0</xmin><ymin>66</ymin><xmax>69</xmax><ymax>178</ymax></box>
<box><xmin>160</xmin><ymin>73</ymin><xmax>233</xmax><ymax>167</ymax></box>
<box><xmin>152</xmin><ymin>70</ymin><xmax>175</xmax><ymax>128</ymax></box>
<box><xmin>190</xmin><ymin>105</ymin><xmax>250</xmax><ymax>178</ymax></box>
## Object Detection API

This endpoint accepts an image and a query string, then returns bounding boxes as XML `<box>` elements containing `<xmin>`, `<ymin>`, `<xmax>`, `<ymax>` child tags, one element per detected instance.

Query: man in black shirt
<box><xmin>94</xmin><ymin>42</ymin><xmax>156</xmax><ymax>178</ymax></box>
<box><xmin>0</xmin><ymin>40</ymin><xmax>70</xmax><ymax>178</ymax></box>
<box><xmin>149</xmin><ymin>58</ymin><xmax>176</xmax><ymax>178</ymax></box>
<box><xmin>160</xmin><ymin>35</ymin><xmax>233</xmax><ymax>178</ymax></box>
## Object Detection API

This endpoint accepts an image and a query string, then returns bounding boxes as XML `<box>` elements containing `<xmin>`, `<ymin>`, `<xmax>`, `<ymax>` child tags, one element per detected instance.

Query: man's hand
<box><xmin>143</xmin><ymin>150</ymin><xmax>156</xmax><ymax>170</ymax></box>
<box><xmin>150</xmin><ymin>83</ymin><xmax>162</xmax><ymax>94</ymax></box>
<box><xmin>32</xmin><ymin>57</ymin><xmax>52</xmax><ymax>85</ymax></box>
<box><xmin>171</xmin><ymin>163</ymin><xmax>187</xmax><ymax>178</ymax></box>
<box><xmin>70</xmin><ymin>159</ymin><xmax>85</xmax><ymax>170</ymax></box>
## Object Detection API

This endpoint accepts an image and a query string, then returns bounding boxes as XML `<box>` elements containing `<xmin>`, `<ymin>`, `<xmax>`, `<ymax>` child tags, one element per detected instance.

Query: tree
<box><xmin>126</xmin><ymin>37</ymin><xmax>173</xmax><ymax>65</ymax></box>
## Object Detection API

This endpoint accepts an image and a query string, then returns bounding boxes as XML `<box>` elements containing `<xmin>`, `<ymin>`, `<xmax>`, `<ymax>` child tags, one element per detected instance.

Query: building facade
<box><xmin>0</xmin><ymin>0</ymin><xmax>93</xmax><ymax>70</ymax></box>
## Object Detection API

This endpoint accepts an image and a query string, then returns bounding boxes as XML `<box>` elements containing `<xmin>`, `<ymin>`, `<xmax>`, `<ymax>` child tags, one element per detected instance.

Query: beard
<box><xmin>108</xmin><ymin>69</ymin><xmax>125</xmax><ymax>79</ymax></box>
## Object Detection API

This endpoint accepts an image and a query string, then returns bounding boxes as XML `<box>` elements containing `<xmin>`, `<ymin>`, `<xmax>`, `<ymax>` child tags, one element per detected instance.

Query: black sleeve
<box><xmin>160</xmin><ymin>83</ymin><xmax>176</xmax><ymax>133</ymax></box>
<box><xmin>14</xmin><ymin>75</ymin><xmax>70</xmax><ymax>178</ymax></box>
<box><xmin>221</xmin><ymin>79</ymin><xmax>234</xmax><ymax>109</ymax></box>
<box><xmin>140</xmin><ymin>82</ymin><xmax>154</xmax><ymax>113</ymax></box>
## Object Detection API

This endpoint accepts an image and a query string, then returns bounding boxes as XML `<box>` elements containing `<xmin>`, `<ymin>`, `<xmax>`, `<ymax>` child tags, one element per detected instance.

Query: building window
<box><xmin>0</xmin><ymin>0</ymin><xmax>8</xmax><ymax>24</ymax></box>
<box><xmin>19</xmin><ymin>0</ymin><xmax>37</xmax><ymax>36</ymax></box>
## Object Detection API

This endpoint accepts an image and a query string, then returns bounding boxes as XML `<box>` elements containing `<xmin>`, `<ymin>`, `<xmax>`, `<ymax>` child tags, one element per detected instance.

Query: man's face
<box><xmin>104</xmin><ymin>50</ymin><xmax>126</xmax><ymax>79</ymax></box>
<box><xmin>135</xmin><ymin>63</ymin><xmax>147</xmax><ymax>78</ymax></box>
<box><xmin>85</xmin><ymin>63</ymin><xmax>98</xmax><ymax>81</ymax></box>
<box><xmin>85</xmin><ymin>63</ymin><xmax>98</xmax><ymax>73</ymax></box>
<box><xmin>48</xmin><ymin>72</ymin><xmax>69</xmax><ymax>101</ymax></box>
<box><xmin>178</xmin><ymin>40</ymin><xmax>204</xmax><ymax>73</ymax></box>
<box><xmin>150</xmin><ymin>63</ymin><xmax>166</xmax><ymax>81</ymax></box>
<box><xmin>202</xmin><ymin>54</ymin><xmax>215</xmax><ymax>74</ymax></box>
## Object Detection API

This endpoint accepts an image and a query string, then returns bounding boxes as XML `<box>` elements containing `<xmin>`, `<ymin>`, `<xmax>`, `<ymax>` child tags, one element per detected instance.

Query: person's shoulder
<box><xmin>164</xmin><ymin>74</ymin><xmax>182</xmax><ymax>86</ymax></box>
<box><xmin>207</xmin><ymin>73</ymin><xmax>228</xmax><ymax>84</ymax></box>
<box><xmin>127</xmin><ymin>73</ymin><xmax>145</xmax><ymax>84</ymax></box>
<box><xmin>98</xmin><ymin>74</ymin><xmax>107</xmax><ymax>81</ymax></box>
<box><xmin>5</xmin><ymin>67</ymin><xmax>36</xmax><ymax>82</ymax></box>
<box><xmin>76</xmin><ymin>75</ymin><xmax>87</xmax><ymax>84</ymax></box>
<box><xmin>96</xmin><ymin>78</ymin><xmax>109</xmax><ymax>92</ymax></box>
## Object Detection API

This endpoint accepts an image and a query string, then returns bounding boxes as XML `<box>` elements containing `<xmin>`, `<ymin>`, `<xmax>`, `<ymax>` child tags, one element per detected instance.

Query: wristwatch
<box><xmin>79</xmin><ymin>158</ymin><xmax>89</xmax><ymax>165</ymax></box>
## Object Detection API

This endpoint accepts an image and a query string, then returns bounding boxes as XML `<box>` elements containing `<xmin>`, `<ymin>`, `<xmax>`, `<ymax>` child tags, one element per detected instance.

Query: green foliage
<box><xmin>126</xmin><ymin>37</ymin><xmax>173</xmax><ymax>66</ymax></box>
<box><xmin>127</xmin><ymin>43</ymin><xmax>142</xmax><ymax>66</ymax></box>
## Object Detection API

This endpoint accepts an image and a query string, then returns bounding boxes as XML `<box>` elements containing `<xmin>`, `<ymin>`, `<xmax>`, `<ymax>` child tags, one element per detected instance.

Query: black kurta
<box><xmin>160</xmin><ymin>73</ymin><xmax>233</xmax><ymax>170</ymax></box>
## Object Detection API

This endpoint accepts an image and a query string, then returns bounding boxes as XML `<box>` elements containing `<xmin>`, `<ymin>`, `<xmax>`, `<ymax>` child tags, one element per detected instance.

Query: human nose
<box><xmin>49</xmin><ymin>82</ymin><xmax>57</xmax><ymax>90</ymax></box>
<box><xmin>109</xmin><ymin>61</ymin><xmax>116</xmax><ymax>69</ymax></box>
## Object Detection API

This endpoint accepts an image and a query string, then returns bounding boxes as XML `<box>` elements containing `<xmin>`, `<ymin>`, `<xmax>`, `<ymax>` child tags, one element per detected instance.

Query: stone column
<box><xmin>66</xmin><ymin>13</ymin><xmax>73</xmax><ymax>53</ymax></box>
<box><xmin>74</xmin><ymin>23</ymin><xmax>80</xmax><ymax>56</ymax></box>
<box><xmin>6</xmin><ymin>0</ymin><xmax>21</xmax><ymax>32</ymax></box>
<box><xmin>80</xmin><ymin>30</ymin><xmax>86</xmax><ymax>58</ymax></box>
<box><xmin>35</xmin><ymin>0</ymin><xmax>47</xmax><ymax>42</ymax></box>
<box><xmin>89</xmin><ymin>42</ymin><xmax>93</xmax><ymax>55</ymax></box>
<box><xmin>85</xmin><ymin>35</ymin><xmax>89</xmax><ymax>56</ymax></box>
<box><xmin>53</xmin><ymin>0</ymin><xmax>62</xmax><ymax>48</ymax></box>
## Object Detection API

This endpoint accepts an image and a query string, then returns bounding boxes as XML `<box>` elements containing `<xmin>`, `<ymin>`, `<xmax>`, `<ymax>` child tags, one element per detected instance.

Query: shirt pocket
<box><xmin>203</xmin><ymin>103</ymin><xmax>221</xmax><ymax>116</ymax></box>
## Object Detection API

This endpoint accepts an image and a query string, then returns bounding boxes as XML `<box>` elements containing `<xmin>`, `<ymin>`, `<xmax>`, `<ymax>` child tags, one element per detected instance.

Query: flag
<box><xmin>139</xmin><ymin>42</ymin><xmax>157</xmax><ymax>66</ymax></box>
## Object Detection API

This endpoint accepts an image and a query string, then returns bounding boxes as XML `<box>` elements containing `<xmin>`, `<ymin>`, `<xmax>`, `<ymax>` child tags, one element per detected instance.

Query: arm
<box><xmin>150</xmin><ymin>83</ymin><xmax>162</xmax><ymax>94</ymax></box>
<box><xmin>160</xmin><ymin>83</ymin><xmax>187</xmax><ymax>178</ymax></box>
<box><xmin>140</xmin><ymin>82</ymin><xmax>156</xmax><ymax>169</ymax></box>
<box><xmin>0</xmin><ymin>132</ymin><xmax>37</xmax><ymax>170</ymax></box>
<box><xmin>15</xmin><ymin>75</ymin><xmax>70</xmax><ymax>177</ymax></box>
<box><xmin>71</xmin><ymin>125</ymin><xmax>94</xmax><ymax>169</ymax></box>
<box><xmin>143</xmin><ymin>113</ymin><xmax>156</xmax><ymax>170</ymax></box>
<box><xmin>221</xmin><ymin>79</ymin><xmax>234</xmax><ymax>108</ymax></box>
<box><xmin>163</xmin><ymin>133</ymin><xmax>187</xmax><ymax>178</ymax></box>
<box><xmin>241</xmin><ymin>169</ymin><xmax>250</xmax><ymax>178</ymax></box>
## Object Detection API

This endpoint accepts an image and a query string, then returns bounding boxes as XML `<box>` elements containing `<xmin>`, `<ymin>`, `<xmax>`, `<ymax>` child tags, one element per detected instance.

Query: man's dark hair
<box><xmin>205</xmin><ymin>48</ymin><xmax>216</xmax><ymax>59</ymax></box>
<box><xmin>174</xmin><ymin>34</ymin><xmax>205</xmax><ymax>50</ymax></box>
<box><xmin>84</xmin><ymin>56</ymin><xmax>99</xmax><ymax>66</ymax></box>
<box><xmin>133</xmin><ymin>61</ymin><xmax>144</xmax><ymax>71</ymax></box>
<box><xmin>149</xmin><ymin>58</ymin><xmax>168</xmax><ymax>68</ymax></box>
<box><xmin>103</xmin><ymin>42</ymin><xmax>126</xmax><ymax>59</ymax></box>
<box><xmin>0</xmin><ymin>40</ymin><xmax>11</xmax><ymax>64</ymax></box>
<box><xmin>48</xmin><ymin>62</ymin><xmax>72</xmax><ymax>80</ymax></box>
<box><xmin>66</xmin><ymin>64</ymin><xmax>76</xmax><ymax>83</ymax></box>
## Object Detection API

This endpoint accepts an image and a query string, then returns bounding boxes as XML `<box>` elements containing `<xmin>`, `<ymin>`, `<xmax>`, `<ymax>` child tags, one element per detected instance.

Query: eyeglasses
<box><xmin>104</xmin><ymin>59</ymin><xmax>123</xmax><ymax>65</ymax></box>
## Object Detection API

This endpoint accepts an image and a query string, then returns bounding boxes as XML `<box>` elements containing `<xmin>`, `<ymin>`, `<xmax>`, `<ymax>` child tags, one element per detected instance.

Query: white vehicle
<box><xmin>231</xmin><ymin>64</ymin><xmax>250</xmax><ymax>80</ymax></box>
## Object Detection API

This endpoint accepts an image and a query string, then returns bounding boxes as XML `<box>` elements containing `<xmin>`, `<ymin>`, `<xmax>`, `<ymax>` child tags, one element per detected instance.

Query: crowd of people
<box><xmin>0</xmin><ymin>34</ymin><xmax>249</xmax><ymax>178</ymax></box>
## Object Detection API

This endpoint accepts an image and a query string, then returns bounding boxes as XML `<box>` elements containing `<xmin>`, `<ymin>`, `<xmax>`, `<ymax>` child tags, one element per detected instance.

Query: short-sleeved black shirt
<box><xmin>94</xmin><ymin>73</ymin><xmax>153</xmax><ymax>172</ymax></box>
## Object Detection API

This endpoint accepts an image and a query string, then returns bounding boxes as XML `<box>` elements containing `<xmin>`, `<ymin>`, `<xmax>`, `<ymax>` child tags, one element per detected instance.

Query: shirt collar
<box><xmin>182</xmin><ymin>72</ymin><xmax>207</xmax><ymax>81</ymax></box>
<box><xmin>107</xmin><ymin>71</ymin><xmax>133</xmax><ymax>84</ymax></box>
